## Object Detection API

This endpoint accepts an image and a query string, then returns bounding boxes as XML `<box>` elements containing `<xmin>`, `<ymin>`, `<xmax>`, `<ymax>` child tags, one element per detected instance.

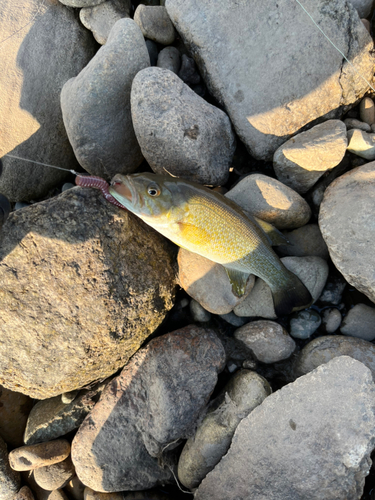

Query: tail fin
<box><xmin>271</xmin><ymin>271</ymin><xmax>312</xmax><ymax>317</ymax></box>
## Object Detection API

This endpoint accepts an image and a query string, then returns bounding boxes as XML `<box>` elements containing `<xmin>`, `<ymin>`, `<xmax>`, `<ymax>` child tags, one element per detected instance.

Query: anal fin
<box><xmin>225</xmin><ymin>267</ymin><xmax>251</xmax><ymax>297</ymax></box>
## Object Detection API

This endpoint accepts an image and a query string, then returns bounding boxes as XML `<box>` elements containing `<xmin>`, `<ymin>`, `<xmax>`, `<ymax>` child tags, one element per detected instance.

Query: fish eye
<box><xmin>147</xmin><ymin>183</ymin><xmax>161</xmax><ymax>197</ymax></box>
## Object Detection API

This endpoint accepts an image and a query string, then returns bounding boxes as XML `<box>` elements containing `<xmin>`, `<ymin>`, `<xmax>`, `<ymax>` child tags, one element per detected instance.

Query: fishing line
<box><xmin>294</xmin><ymin>0</ymin><xmax>375</xmax><ymax>93</ymax></box>
<box><xmin>0</xmin><ymin>0</ymin><xmax>47</xmax><ymax>46</ymax></box>
<box><xmin>3</xmin><ymin>154</ymin><xmax>78</xmax><ymax>175</ymax></box>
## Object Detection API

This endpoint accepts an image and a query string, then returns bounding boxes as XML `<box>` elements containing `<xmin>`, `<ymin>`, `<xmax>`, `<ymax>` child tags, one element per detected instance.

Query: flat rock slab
<box><xmin>319</xmin><ymin>161</ymin><xmax>375</xmax><ymax>304</ymax></box>
<box><xmin>195</xmin><ymin>356</ymin><xmax>375</xmax><ymax>500</ymax></box>
<box><xmin>0</xmin><ymin>187</ymin><xmax>176</xmax><ymax>399</ymax></box>
<box><xmin>61</xmin><ymin>19</ymin><xmax>150</xmax><ymax>180</ymax></box>
<box><xmin>0</xmin><ymin>0</ymin><xmax>96</xmax><ymax>202</ymax></box>
<box><xmin>72</xmin><ymin>325</ymin><xmax>225</xmax><ymax>492</ymax></box>
<box><xmin>166</xmin><ymin>0</ymin><xmax>374</xmax><ymax>160</ymax></box>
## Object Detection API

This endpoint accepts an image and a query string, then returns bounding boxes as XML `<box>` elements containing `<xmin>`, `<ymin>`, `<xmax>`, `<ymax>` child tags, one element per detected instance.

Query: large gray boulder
<box><xmin>319</xmin><ymin>161</ymin><xmax>375</xmax><ymax>304</ymax></box>
<box><xmin>131</xmin><ymin>67</ymin><xmax>235</xmax><ymax>186</ymax></box>
<box><xmin>61</xmin><ymin>19</ymin><xmax>150</xmax><ymax>180</ymax></box>
<box><xmin>0</xmin><ymin>0</ymin><xmax>96</xmax><ymax>202</ymax></box>
<box><xmin>0</xmin><ymin>187</ymin><xmax>176</xmax><ymax>399</ymax></box>
<box><xmin>166</xmin><ymin>0</ymin><xmax>374</xmax><ymax>160</ymax></box>
<box><xmin>195</xmin><ymin>356</ymin><xmax>375</xmax><ymax>500</ymax></box>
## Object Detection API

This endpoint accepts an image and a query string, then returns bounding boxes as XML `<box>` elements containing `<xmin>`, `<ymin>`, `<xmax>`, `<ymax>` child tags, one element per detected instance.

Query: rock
<box><xmin>157</xmin><ymin>46</ymin><xmax>181</xmax><ymax>74</ymax></box>
<box><xmin>145</xmin><ymin>39</ymin><xmax>159</xmax><ymax>65</ymax></box>
<box><xmin>59</xmin><ymin>0</ymin><xmax>105</xmax><ymax>6</ymax></box>
<box><xmin>166</xmin><ymin>0</ymin><xmax>374</xmax><ymax>160</ymax></box>
<box><xmin>340</xmin><ymin>303</ymin><xmax>375</xmax><ymax>341</ymax></box>
<box><xmin>362</xmin><ymin>18</ymin><xmax>371</xmax><ymax>31</ymax></box>
<box><xmin>344</xmin><ymin>118</ymin><xmax>371</xmax><ymax>132</ymax></box>
<box><xmin>134</xmin><ymin>5</ymin><xmax>175</xmax><ymax>44</ymax></box>
<box><xmin>347</xmin><ymin>129</ymin><xmax>375</xmax><ymax>159</ymax></box>
<box><xmin>289</xmin><ymin>309</ymin><xmax>322</xmax><ymax>339</ymax></box>
<box><xmin>178</xmin><ymin>54</ymin><xmax>200</xmax><ymax>86</ymax></box>
<box><xmin>14</xmin><ymin>486</ymin><xmax>35</xmax><ymax>500</ymax></box>
<box><xmin>318</xmin><ymin>274</ymin><xmax>347</xmax><ymax>304</ymax></box>
<box><xmin>219</xmin><ymin>312</ymin><xmax>247</xmax><ymax>327</ymax></box>
<box><xmin>0</xmin><ymin>386</ymin><xmax>33</xmax><ymax>448</ymax></box>
<box><xmin>131</xmin><ymin>67</ymin><xmax>236</xmax><ymax>186</ymax></box>
<box><xmin>61</xmin><ymin>19</ymin><xmax>150</xmax><ymax>180</ymax></box>
<box><xmin>225</xmin><ymin>174</ymin><xmax>311</xmax><ymax>230</ymax></box>
<box><xmin>319</xmin><ymin>162</ymin><xmax>375</xmax><ymax>304</ymax></box>
<box><xmin>322</xmin><ymin>308</ymin><xmax>342</xmax><ymax>333</ymax></box>
<box><xmin>273</xmin><ymin>120</ymin><xmax>347</xmax><ymax>193</ymax></box>
<box><xmin>189</xmin><ymin>300</ymin><xmax>211</xmax><ymax>322</ymax></box>
<box><xmin>64</xmin><ymin>476</ymin><xmax>85</xmax><ymax>500</ymax></box>
<box><xmin>0</xmin><ymin>436</ymin><xmax>21</xmax><ymax>500</ymax></box>
<box><xmin>79</xmin><ymin>0</ymin><xmax>131</xmax><ymax>45</ymax></box>
<box><xmin>195</xmin><ymin>356</ymin><xmax>375</xmax><ymax>500</ymax></box>
<box><xmin>234</xmin><ymin>256</ymin><xmax>329</xmax><ymax>319</ymax></box>
<box><xmin>177</xmin><ymin>370</ymin><xmax>271</xmax><ymax>489</ymax></box>
<box><xmin>61</xmin><ymin>183</ymin><xmax>75</xmax><ymax>193</ymax></box>
<box><xmin>84</xmin><ymin>489</ymin><xmax>124</xmax><ymax>500</ymax></box>
<box><xmin>0</xmin><ymin>0</ymin><xmax>96</xmax><ymax>202</ymax></box>
<box><xmin>9</xmin><ymin>440</ymin><xmax>70</xmax><ymax>472</ymax></box>
<box><xmin>61</xmin><ymin>391</ymin><xmax>80</xmax><ymax>405</ymax></box>
<box><xmin>0</xmin><ymin>187</ymin><xmax>176</xmax><ymax>399</ymax></box>
<box><xmin>71</xmin><ymin>326</ymin><xmax>225</xmax><ymax>492</ymax></box>
<box><xmin>293</xmin><ymin>335</ymin><xmax>375</xmax><ymax>379</ymax></box>
<box><xmin>360</xmin><ymin>97</ymin><xmax>375</xmax><ymax>124</ymax></box>
<box><xmin>34</xmin><ymin>457</ymin><xmax>75</xmax><ymax>491</ymax></box>
<box><xmin>24</xmin><ymin>381</ymin><xmax>107</xmax><ymax>445</ymax></box>
<box><xmin>15</xmin><ymin>202</ymin><xmax>30</xmax><ymax>210</ymax></box>
<box><xmin>234</xmin><ymin>321</ymin><xmax>296</xmax><ymax>363</ymax></box>
<box><xmin>177</xmin><ymin>248</ymin><xmax>255</xmax><ymax>315</ymax></box>
<box><xmin>277</xmin><ymin>224</ymin><xmax>329</xmax><ymax>260</ymax></box>
<box><xmin>349</xmin><ymin>0</ymin><xmax>373</xmax><ymax>17</ymax></box>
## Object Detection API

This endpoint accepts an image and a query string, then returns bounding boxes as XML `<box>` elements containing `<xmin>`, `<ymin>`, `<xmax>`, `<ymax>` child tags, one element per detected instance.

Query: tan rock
<box><xmin>9</xmin><ymin>440</ymin><xmax>70</xmax><ymax>472</ymax></box>
<box><xmin>34</xmin><ymin>457</ymin><xmax>75</xmax><ymax>490</ymax></box>
<box><xmin>273</xmin><ymin>120</ymin><xmax>347</xmax><ymax>193</ymax></box>
<box><xmin>79</xmin><ymin>1</ymin><xmax>131</xmax><ymax>45</ymax></box>
<box><xmin>359</xmin><ymin>96</ymin><xmax>375</xmax><ymax>125</ymax></box>
<box><xmin>347</xmin><ymin>128</ymin><xmax>375</xmax><ymax>159</ymax></box>
<box><xmin>225</xmin><ymin>174</ymin><xmax>311</xmax><ymax>229</ymax></box>
<box><xmin>319</xmin><ymin>161</ymin><xmax>375</xmax><ymax>304</ymax></box>
<box><xmin>0</xmin><ymin>188</ymin><xmax>176</xmax><ymax>399</ymax></box>
<box><xmin>14</xmin><ymin>486</ymin><xmax>35</xmax><ymax>500</ymax></box>
<box><xmin>84</xmin><ymin>488</ymin><xmax>124</xmax><ymax>500</ymax></box>
<box><xmin>177</xmin><ymin>249</ymin><xmax>255</xmax><ymax>315</ymax></box>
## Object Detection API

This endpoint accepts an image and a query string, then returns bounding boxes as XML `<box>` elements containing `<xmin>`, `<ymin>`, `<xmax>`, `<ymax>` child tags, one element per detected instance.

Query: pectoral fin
<box><xmin>253</xmin><ymin>217</ymin><xmax>289</xmax><ymax>246</ymax></box>
<box><xmin>225</xmin><ymin>267</ymin><xmax>251</xmax><ymax>297</ymax></box>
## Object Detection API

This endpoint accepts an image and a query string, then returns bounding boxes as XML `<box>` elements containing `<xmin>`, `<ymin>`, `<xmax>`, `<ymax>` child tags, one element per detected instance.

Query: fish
<box><xmin>108</xmin><ymin>172</ymin><xmax>312</xmax><ymax>317</ymax></box>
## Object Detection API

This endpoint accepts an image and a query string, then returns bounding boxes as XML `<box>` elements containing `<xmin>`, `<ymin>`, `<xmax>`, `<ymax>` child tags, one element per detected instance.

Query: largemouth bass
<box><xmin>109</xmin><ymin>173</ymin><xmax>312</xmax><ymax>316</ymax></box>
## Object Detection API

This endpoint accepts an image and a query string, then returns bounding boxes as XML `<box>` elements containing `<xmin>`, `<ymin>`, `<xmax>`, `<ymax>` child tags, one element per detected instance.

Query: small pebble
<box><xmin>14</xmin><ymin>486</ymin><xmax>35</xmax><ymax>500</ymax></box>
<box><xmin>61</xmin><ymin>183</ymin><xmax>75</xmax><ymax>192</ymax></box>
<box><xmin>61</xmin><ymin>390</ymin><xmax>80</xmax><ymax>404</ymax></box>
<box><xmin>361</xmin><ymin>18</ymin><xmax>371</xmax><ymax>32</ymax></box>
<box><xmin>178</xmin><ymin>54</ymin><xmax>200</xmax><ymax>85</ymax></box>
<box><xmin>344</xmin><ymin>118</ymin><xmax>371</xmax><ymax>132</ymax></box>
<box><xmin>134</xmin><ymin>5</ymin><xmax>175</xmax><ymax>45</ymax></box>
<box><xmin>289</xmin><ymin>309</ymin><xmax>322</xmax><ymax>340</ymax></box>
<box><xmin>359</xmin><ymin>96</ymin><xmax>375</xmax><ymax>125</ymax></box>
<box><xmin>34</xmin><ymin>457</ymin><xmax>75</xmax><ymax>490</ymax></box>
<box><xmin>277</xmin><ymin>224</ymin><xmax>329</xmax><ymax>260</ymax></box>
<box><xmin>318</xmin><ymin>275</ymin><xmax>346</xmax><ymax>304</ymax></box>
<box><xmin>347</xmin><ymin>128</ymin><xmax>375</xmax><ymax>160</ymax></box>
<box><xmin>340</xmin><ymin>303</ymin><xmax>375</xmax><ymax>341</ymax></box>
<box><xmin>322</xmin><ymin>308</ymin><xmax>342</xmax><ymax>333</ymax></box>
<box><xmin>219</xmin><ymin>312</ymin><xmax>247</xmax><ymax>327</ymax></box>
<box><xmin>234</xmin><ymin>320</ymin><xmax>296</xmax><ymax>363</ymax></box>
<box><xmin>157</xmin><ymin>46</ymin><xmax>181</xmax><ymax>74</ymax></box>
<box><xmin>371</xmin><ymin>123</ymin><xmax>375</xmax><ymax>133</ymax></box>
<box><xmin>190</xmin><ymin>299</ymin><xmax>211</xmax><ymax>322</ymax></box>
<box><xmin>9</xmin><ymin>440</ymin><xmax>71</xmax><ymax>472</ymax></box>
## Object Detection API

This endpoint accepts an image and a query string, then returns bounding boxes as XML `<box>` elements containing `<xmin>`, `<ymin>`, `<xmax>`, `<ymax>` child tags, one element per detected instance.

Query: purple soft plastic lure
<box><xmin>75</xmin><ymin>174</ymin><xmax>126</xmax><ymax>209</ymax></box>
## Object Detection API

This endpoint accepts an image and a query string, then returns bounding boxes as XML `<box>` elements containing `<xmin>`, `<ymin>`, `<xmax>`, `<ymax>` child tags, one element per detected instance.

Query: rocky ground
<box><xmin>1</xmin><ymin>0</ymin><xmax>375</xmax><ymax>499</ymax></box>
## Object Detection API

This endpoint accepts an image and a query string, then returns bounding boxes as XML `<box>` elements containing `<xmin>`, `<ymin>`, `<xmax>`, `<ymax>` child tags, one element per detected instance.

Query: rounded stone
<box><xmin>289</xmin><ymin>309</ymin><xmax>322</xmax><ymax>339</ymax></box>
<box><xmin>322</xmin><ymin>308</ymin><xmax>342</xmax><ymax>333</ymax></box>
<box><xmin>61</xmin><ymin>18</ymin><xmax>150</xmax><ymax>180</ymax></box>
<box><xmin>273</xmin><ymin>120</ymin><xmax>348</xmax><ymax>193</ymax></box>
<box><xmin>9</xmin><ymin>440</ymin><xmax>70</xmax><ymax>472</ymax></box>
<box><xmin>59</xmin><ymin>0</ymin><xmax>106</xmax><ymax>6</ymax></box>
<box><xmin>359</xmin><ymin>96</ymin><xmax>375</xmax><ymax>125</ymax></box>
<box><xmin>344</xmin><ymin>118</ymin><xmax>371</xmax><ymax>132</ymax></box>
<box><xmin>319</xmin><ymin>162</ymin><xmax>375</xmax><ymax>304</ymax></box>
<box><xmin>134</xmin><ymin>5</ymin><xmax>175</xmax><ymax>45</ymax></box>
<box><xmin>0</xmin><ymin>436</ymin><xmax>21</xmax><ymax>500</ymax></box>
<box><xmin>277</xmin><ymin>224</ymin><xmax>329</xmax><ymax>260</ymax></box>
<box><xmin>189</xmin><ymin>300</ymin><xmax>211</xmax><ymax>322</ymax></box>
<box><xmin>34</xmin><ymin>457</ymin><xmax>75</xmax><ymax>490</ymax></box>
<box><xmin>234</xmin><ymin>320</ymin><xmax>296</xmax><ymax>363</ymax></box>
<box><xmin>347</xmin><ymin>129</ymin><xmax>375</xmax><ymax>160</ymax></box>
<box><xmin>225</xmin><ymin>174</ymin><xmax>311</xmax><ymax>229</ymax></box>
<box><xmin>13</xmin><ymin>486</ymin><xmax>35</xmax><ymax>500</ymax></box>
<box><xmin>131</xmin><ymin>67</ymin><xmax>236</xmax><ymax>186</ymax></box>
<box><xmin>340</xmin><ymin>303</ymin><xmax>375</xmax><ymax>341</ymax></box>
<box><xmin>293</xmin><ymin>335</ymin><xmax>375</xmax><ymax>379</ymax></box>
<box><xmin>157</xmin><ymin>46</ymin><xmax>181</xmax><ymax>74</ymax></box>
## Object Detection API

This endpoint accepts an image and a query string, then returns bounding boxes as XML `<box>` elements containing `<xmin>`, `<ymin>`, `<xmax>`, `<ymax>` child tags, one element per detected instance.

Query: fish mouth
<box><xmin>110</xmin><ymin>174</ymin><xmax>139</xmax><ymax>206</ymax></box>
